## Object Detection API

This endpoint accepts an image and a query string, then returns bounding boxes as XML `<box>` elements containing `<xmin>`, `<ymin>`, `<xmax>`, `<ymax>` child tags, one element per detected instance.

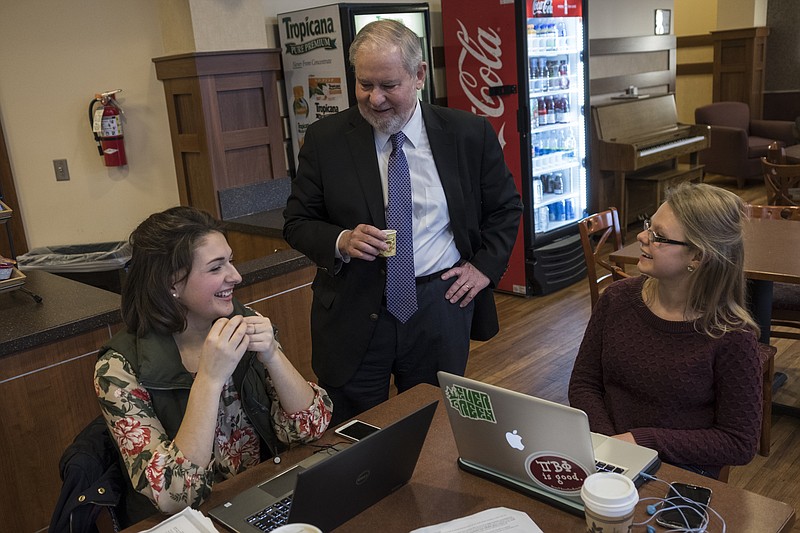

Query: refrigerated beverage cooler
<box><xmin>442</xmin><ymin>0</ymin><xmax>589</xmax><ymax>296</ymax></box>
<box><xmin>278</xmin><ymin>3</ymin><xmax>435</xmax><ymax>169</ymax></box>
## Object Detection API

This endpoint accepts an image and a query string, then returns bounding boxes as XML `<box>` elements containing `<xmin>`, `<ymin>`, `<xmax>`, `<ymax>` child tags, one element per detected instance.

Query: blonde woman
<box><xmin>569</xmin><ymin>183</ymin><xmax>761</xmax><ymax>479</ymax></box>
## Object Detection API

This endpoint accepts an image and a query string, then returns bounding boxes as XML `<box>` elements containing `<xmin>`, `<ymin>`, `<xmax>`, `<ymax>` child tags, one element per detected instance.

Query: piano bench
<box><xmin>625</xmin><ymin>164</ymin><xmax>705</xmax><ymax>226</ymax></box>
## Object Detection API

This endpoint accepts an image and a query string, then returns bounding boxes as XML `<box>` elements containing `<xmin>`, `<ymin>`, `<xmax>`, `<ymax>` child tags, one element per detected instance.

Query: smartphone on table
<box><xmin>334</xmin><ymin>419</ymin><xmax>381</xmax><ymax>442</ymax></box>
<box><xmin>656</xmin><ymin>482</ymin><xmax>712</xmax><ymax>530</ymax></box>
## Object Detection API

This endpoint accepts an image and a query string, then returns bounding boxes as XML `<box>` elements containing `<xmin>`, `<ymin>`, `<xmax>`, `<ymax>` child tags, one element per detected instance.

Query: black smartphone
<box><xmin>334</xmin><ymin>419</ymin><xmax>381</xmax><ymax>442</ymax></box>
<box><xmin>656</xmin><ymin>482</ymin><xmax>713</xmax><ymax>530</ymax></box>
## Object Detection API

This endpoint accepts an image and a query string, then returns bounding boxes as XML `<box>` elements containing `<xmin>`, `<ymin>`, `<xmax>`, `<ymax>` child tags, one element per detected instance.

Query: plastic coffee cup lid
<box><xmin>581</xmin><ymin>472</ymin><xmax>639</xmax><ymax>516</ymax></box>
<box><xmin>270</xmin><ymin>524</ymin><xmax>322</xmax><ymax>533</ymax></box>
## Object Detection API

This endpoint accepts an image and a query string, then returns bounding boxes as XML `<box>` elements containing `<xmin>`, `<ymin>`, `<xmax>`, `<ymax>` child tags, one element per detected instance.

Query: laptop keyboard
<box><xmin>246</xmin><ymin>495</ymin><xmax>293</xmax><ymax>531</ymax></box>
<box><xmin>595</xmin><ymin>460</ymin><xmax>626</xmax><ymax>474</ymax></box>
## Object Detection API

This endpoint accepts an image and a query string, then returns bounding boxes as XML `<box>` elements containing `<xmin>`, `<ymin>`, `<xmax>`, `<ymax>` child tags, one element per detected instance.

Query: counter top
<box><xmin>0</xmin><ymin>248</ymin><xmax>315</xmax><ymax>358</ymax></box>
<box><xmin>0</xmin><ymin>270</ymin><xmax>121</xmax><ymax>356</ymax></box>
<box><xmin>224</xmin><ymin>208</ymin><xmax>285</xmax><ymax>238</ymax></box>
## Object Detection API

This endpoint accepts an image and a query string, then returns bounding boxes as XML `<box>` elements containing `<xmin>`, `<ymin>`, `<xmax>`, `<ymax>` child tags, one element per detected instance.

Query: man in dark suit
<box><xmin>284</xmin><ymin>19</ymin><xmax>522</xmax><ymax>425</ymax></box>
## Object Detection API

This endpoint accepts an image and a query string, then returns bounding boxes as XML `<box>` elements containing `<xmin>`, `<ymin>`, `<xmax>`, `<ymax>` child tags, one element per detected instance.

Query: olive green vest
<box><xmin>99</xmin><ymin>299</ymin><xmax>282</xmax><ymax>460</ymax></box>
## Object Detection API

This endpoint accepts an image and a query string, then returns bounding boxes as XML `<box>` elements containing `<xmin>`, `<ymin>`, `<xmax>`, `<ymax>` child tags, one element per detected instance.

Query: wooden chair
<box><xmin>577</xmin><ymin>207</ymin><xmax>630</xmax><ymax>308</ymax></box>
<box><xmin>757</xmin><ymin>343</ymin><xmax>776</xmax><ymax>457</ymax></box>
<box><xmin>744</xmin><ymin>203</ymin><xmax>800</xmax><ymax>221</ymax></box>
<box><xmin>719</xmin><ymin>342</ymin><xmax>775</xmax><ymax>482</ymax></box>
<box><xmin>761</xmin><ymin>158</ymin><xmax>800</xmax><ymax>206</ymax></box>
<box><xmin>745</xmin><ymin>204</ymin><xmax>800</xmax><ymax>341</ymax></box>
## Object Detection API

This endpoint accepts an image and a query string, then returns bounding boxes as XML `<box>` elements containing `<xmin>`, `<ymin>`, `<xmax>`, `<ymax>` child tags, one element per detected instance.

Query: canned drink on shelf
<box><xmin>565</xmin><ymin>198</ymin><xmax>575</xmax><ymax>220</ymax></box>
<box><xmin>537</xmin><ymin>207</ymin><xmax>549</xmax><ymax>232</ymax></box>
<box><xmin>533</xmin><ymin>178</ymin><xmax>543</xmax><ymax>204</ymax></box>
<box><xmin>554</xmin><ymin>200</ymin><xmax>565</xmax><ymax>221</ymax></box>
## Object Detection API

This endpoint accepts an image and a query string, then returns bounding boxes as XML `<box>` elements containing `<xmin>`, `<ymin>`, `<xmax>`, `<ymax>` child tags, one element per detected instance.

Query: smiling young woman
<box><xmin>569</xmin><ymin>183</ymin><xmax>762</xmax><ymax>480</ymax></box>
<box><xmin>93</xmin><ymin>206</ymin><xmax>332</xmax><ymax>521</ymax></box>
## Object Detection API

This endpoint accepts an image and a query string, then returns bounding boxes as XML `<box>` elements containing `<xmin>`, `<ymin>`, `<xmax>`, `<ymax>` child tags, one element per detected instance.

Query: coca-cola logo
<box><xmin>525</xmin><ymin>452</ymin><xmax>589</xmax><ymax>495</ymax></box>
<box><xmin>455</xmin><ymin>19</ymin><xmax>505</xmax><ymax>120</ymax></box>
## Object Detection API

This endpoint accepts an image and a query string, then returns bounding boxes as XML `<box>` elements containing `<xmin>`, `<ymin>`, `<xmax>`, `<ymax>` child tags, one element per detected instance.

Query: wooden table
<box><xmin>609</xmin><ymin>217</ymin><xmax>800</xmax><ymax>344</ymax></box>
<box><xmin>124</xmin><ymin>384</ymin><xmax>796</xmax><ymax>533</ymax></box>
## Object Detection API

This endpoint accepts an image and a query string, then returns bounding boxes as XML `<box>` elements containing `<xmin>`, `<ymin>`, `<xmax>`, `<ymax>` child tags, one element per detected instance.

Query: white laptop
<box><xmin>209</xmin><ymin>401</ymin><xmax>438</xmax><ymax>532</ymax></box>
<box><xmin>438</xmin><ymin>372</ymin><xmax>660</xmax><ymax>515</ymax></box>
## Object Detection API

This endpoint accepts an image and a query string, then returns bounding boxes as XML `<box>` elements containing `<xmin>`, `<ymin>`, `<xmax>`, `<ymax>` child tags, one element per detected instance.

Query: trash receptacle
<box><xmin>17</xmin><ymin>241</ymin><xmax>131</xmax><ymax>294</ymax></box>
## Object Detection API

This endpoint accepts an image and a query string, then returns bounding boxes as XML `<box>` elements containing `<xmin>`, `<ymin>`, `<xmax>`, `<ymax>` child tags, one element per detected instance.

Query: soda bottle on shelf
<box><xmin>549</xmin><ymin>61</ymin><xmax>560</xmax><ymax>90</ymax></box>
<box><xmin>532</xmin><ymin>59</ymin><xmax>542</xmax><ymax>92</ymax></box>
<box><xmin>545</xmin><ymin>96</ymin><xmax>555</xmax><ymax>125</ymax></box>
<box><xmin>533</xmin><ymin>175</ymin><xmax>543</xmax><ymax>204</ymax></box>
<box><xmin>541</xmin><ymin>62</ymin><xmax>550</xmax><ymax>92</ymax></box>
<box><xmin>559</xmin><ymin>60</ymin><xmax>570</xmax><ymax>89</ymax></box>
<box><xmin>543</xmin><ymin>173</ymin><xmax>553</xmax><ymax>194</ymax></box>
<box><xmin>545</xmin><ymin>24</ymin><xmax>556</xmax><ymax>51</ymax></box>
<box><xmin>555</xmin><ymin>98</ymin><xmax>565</xmax><ymax>123</ymax></box>
<box><xmin>564</xmin><ymin>128</ymin><xmax>576</xmax><ymax>156</ymax></box>
<box><xmin>557</xmin><ymin>22</ymin><xmax>568</xmax><ymax>49</ymax></box>
<box><xmin>538</xmin><ymin>98</ymin><xmax>547</xmax><ymax>127</ymax></box>
<box><xmin>552</xmin><ymin>172</ymin><xmax>564</xmax><ymax>195</ymax></box>
<box><xmin>532</xmin><ymin>132</ymin><xmax>541</xmax><ymax>157</ymax></box>
<box><xmin>527</xmin><ymin>24</ymin><xmax>536</xmax><ymax>51</ymax></box>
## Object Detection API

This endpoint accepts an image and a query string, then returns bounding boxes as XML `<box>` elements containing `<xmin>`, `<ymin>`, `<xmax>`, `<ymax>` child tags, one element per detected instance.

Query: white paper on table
<box><xmin>140</xmin><ymin>506</ymin><xmax>220</xmax><ymax>533</ymax></box>
<box><xmin>410</xmin><ymin>507</ymin><xmax>544</xmax><ymax>533</ymax></box>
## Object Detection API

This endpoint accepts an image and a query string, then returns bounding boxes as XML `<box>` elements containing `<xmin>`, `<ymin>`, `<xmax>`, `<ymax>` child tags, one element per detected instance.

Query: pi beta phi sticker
<box><xmin>525</xmin><ymin>452</ymin><xmax>590</xmax><ymax>495</ymax></box>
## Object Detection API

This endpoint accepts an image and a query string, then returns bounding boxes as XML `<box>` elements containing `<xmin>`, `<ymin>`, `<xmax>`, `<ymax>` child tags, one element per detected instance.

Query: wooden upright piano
<box><xmin>590</xmin><ymin>94</ymin><xmax>710</xmax><ymax>227</ymax></box>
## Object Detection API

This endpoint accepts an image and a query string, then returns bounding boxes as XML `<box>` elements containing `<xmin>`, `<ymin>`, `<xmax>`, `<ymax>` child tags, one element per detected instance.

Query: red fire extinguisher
<box><xmin>89</xmin><ymin>89</ymin><xmax>127</xmax><ymax>166</ymax></box>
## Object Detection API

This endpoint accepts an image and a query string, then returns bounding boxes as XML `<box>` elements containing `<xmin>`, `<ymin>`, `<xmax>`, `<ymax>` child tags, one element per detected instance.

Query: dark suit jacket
<box><xmin>284</xmin><ymin>103</ymin><xmax>522</xmax><ymax>386</ymax></box>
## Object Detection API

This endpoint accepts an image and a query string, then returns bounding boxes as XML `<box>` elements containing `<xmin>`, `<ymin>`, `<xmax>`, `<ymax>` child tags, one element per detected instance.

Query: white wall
<box><xmin>0</xmin><ymin>0</ymin><xmax>743</xmax><ymax>249</ymax></box>
<box><xmin>588</xmin><ymin>0</ymin><xmax>674</xmax><ymax>39</ymax></box>
<box><xmin>0</xmin><ymin>0</ymin><xmax>179</xmax><ymax>248</ymax></box>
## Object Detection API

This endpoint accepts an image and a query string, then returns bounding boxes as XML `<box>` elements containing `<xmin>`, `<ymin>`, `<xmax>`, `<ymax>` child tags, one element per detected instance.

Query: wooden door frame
<box><xmin>0</xmin><ymin>109</ymin><xmax>29</xmax><ymax>258</ymax></box>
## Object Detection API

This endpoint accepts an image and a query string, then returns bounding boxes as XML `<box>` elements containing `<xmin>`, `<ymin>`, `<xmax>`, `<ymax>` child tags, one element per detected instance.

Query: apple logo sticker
<box><xmin>505</xmin><ymin>430</ymin><xmax>525</xmax><ymax>450</ymax></box>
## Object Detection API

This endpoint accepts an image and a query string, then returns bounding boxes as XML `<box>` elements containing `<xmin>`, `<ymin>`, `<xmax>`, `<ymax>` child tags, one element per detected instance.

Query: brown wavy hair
<box><xmin>121</xmin><ymin>206</ymin><xmax>224</xmax><ymax>337</ymax></box>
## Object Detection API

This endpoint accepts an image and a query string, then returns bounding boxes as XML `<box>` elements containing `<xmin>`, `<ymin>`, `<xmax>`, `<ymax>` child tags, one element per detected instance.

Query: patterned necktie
<box><xmin>385</xmin><ymin>132</ymin><xmax>418</xmax><ymax>323</ymax></box>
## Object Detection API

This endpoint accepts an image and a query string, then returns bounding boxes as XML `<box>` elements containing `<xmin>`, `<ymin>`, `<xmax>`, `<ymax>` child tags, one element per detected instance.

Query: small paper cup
<box><xmin>379</xmin><ymin>229</ymin><xmax>397</xmax><ymax>257</ymax></box>
<box><xmin>580</xmin><ymin>472</ymin><xmax>639</xmax><ymax>533</ymax></box>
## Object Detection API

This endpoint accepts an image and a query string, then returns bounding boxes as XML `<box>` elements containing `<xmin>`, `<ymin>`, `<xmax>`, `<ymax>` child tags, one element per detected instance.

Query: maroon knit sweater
<box><xmin>568</xmin><ymin>276</ymin><xmax>762</xmax><ymax>477</ymax></box>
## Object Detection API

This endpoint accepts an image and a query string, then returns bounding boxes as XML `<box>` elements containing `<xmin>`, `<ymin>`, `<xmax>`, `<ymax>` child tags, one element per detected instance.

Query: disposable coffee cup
<box><xmin>580</xmin><ymin>472</ymin><xmax>639</xmax><ymax>533</ymax></box>
<box><xmin>379</xmin><ymin>229</ymin><xmax>397</xmax><ymax>257</ymax></box>
<box><xmin>270</xmin><ymin>524</ymin><xmax>322</xmax><ymax>533</ymax></box>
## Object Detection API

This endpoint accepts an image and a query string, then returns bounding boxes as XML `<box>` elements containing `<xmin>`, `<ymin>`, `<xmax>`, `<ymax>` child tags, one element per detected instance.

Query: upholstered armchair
<box><xmin>695</xmin><ymin>102</ymin><xmax>796</xmax><ymax>188</ymax></box>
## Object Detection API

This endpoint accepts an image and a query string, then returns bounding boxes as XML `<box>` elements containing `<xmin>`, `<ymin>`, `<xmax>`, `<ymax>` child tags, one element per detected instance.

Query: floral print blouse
<box><xmin>95</xmin><ymin>350</ymin><xmax>333</xmax><ymax>513</ymax></box>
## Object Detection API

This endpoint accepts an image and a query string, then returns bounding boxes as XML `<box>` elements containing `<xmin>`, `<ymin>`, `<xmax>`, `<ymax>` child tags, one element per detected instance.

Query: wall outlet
<box><xmin>53</xmin><ymin>159</ymin><xmax>70</xmax><ymax>181</ymax></box>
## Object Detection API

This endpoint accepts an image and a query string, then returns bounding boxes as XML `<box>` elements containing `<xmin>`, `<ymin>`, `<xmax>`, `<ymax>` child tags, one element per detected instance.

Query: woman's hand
<box><xmin>611</xmin><ymin>432</ymin><xmax>637</xmax><ymax>444</ymax></box>
<box><xmin>242</xmin><ymin>314</ymin><xmax>280</xmax><ymax>366</ymax></box>
<box><xmin>197</xmin><ymin>315</ymin><xmax>249</xmax><ymax>385</ymax></box>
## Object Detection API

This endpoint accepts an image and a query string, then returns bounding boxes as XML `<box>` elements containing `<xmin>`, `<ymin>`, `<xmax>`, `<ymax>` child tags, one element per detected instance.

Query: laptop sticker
<box><xmin>443</xmin><ymin>384</ymin><xmax>496</xmax><ymax>423</ymax></box>
<box><xmin>525</xmin><ymin>452</ymin><xmax>590</xmax><ymax>495</ymax></box>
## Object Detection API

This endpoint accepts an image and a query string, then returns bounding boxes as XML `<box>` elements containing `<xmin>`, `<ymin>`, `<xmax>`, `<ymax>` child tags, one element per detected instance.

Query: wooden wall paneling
<box><xmin>589</xmin><ymin>35</ymin><xmax>676</xmax><ymax>99</ymax></box>
<box><xmin>153</xmin><ymin>50</ymin><xmax>287</xmax><ymax>220</ymax></box>
<box><xmin>234</xmin><ymin>266</ymin><xmax>315</xmax><ymax>382</ymax></box>
<box><xmin>226</xmin><ymin>230</ymin><xmax>289</xmax><ymax>263</ymax></box>
<box><xmin>0</xmin><ymin>326</ymin><xmax>114</xmax><ymax>532</ymax></box>
<box><xmin>200</xmin><ymin>74</ymin><xmax>226</xmax><ymax>210</ymax></box>
<box><xmin>711</xmin><ymin>27</ymin><xmax>769</xmax><ymax>119</ymax></box>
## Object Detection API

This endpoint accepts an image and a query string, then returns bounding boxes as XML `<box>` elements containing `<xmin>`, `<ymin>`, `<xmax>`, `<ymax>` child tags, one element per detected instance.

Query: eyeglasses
<box><xmin>643</xmin><ymin>219</ymin><xmax>690</xmax><ymax>246</ymax></box>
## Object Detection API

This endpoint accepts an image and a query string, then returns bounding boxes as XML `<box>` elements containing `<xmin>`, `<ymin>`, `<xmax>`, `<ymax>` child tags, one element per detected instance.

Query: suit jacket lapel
<box><xmin>423</xmin><ymin>104</ymin><xmax>467</xmax><ymax>242</ymax></box>
<box><xmin>345</xmin><ymin>110</ymin><xmax>386</xmax><ymax>228</ymax></box>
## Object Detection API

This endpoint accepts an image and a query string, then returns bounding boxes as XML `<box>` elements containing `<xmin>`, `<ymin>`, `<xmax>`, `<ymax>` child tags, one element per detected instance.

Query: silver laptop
<box><xmin>437</xmin><ymin>372</ymin><xmax>659</xmax><ymax>515</ymax></box>
<box><xmin>209</xmin><ymin>401</ymin><xmax>438</xmax><ymax>532</ymax></box>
